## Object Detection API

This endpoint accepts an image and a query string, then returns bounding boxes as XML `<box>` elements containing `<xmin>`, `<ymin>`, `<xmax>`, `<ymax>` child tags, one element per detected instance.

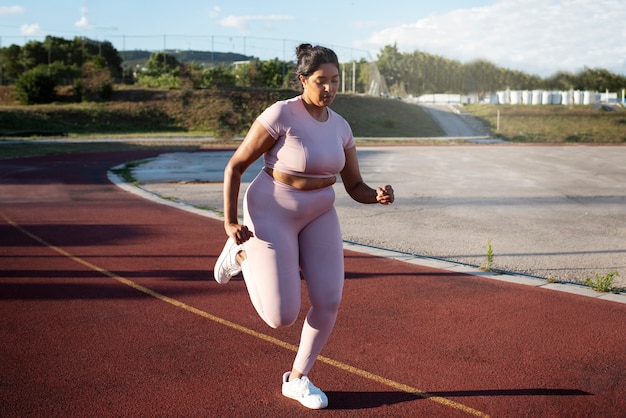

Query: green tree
<box><xmin>22</xmin><ymin>40</ymin><xmax>48</xmax><ymax>72</ymax></box>
<box><xmin>576</xmin><ymin>67</ymin><xmax>624</xmax><ymax>91</ymax></box>
<box><xmin>144</xmin><ymin>52</ymin><xmax>182</xmax><ymax>76</ymax></box>
<box><xmin>0</xmin><ymin>36</ymin><xmax>124</xmax><ymax>86</ymax></box>
<box><xmin>465</xmin><ymin>59</ymin><xmax>502</xmax><ymax>93</ymax></box>
<box><xmin>375</xmin><ymin>44</ymin><xmax>554</xmax><ymax>96</ymax></box>
<box><xmin>1</xmin><ymin>44</ymin><xmax>25</xmax><ymax>84</ymax></box>
<box><xmin>47</xmin><ymin>61</ymin><xmax>81</xmax><ymax>85</ymax></box>
<box><xmin>543</xmin><ymin>71</ymin><xmax>576</xmax><ymax>90</ymax></box>
<box><xmin>202</xmin><ymin>65</ymin><xmax>236</xmax><ymax>88</ymax></box>
<box><xmin>259</xmin><ymin>58</ymin><xmax>286</xmax><ymax>88</ymax></box>
<box><xmin>354</xmin><ymin>59</ymin><xmax>370</xmax><ymax>94</ymax></box>
<box><xmin>377</xmin><ymin>44</ymin><xmax>404</xmax><ymax>94</ymax></box>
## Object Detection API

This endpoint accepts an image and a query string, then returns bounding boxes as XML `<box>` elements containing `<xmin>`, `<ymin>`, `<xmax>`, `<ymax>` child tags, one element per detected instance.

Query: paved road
<box><xmin>420</xmin><ymin>104</ymin><xmax>492</xmax><ymax>138</ymax></box>
<box><xmin>133</xmin><ymin>145</ymin><xmax>626</xmax><ymax>291</ymax></box>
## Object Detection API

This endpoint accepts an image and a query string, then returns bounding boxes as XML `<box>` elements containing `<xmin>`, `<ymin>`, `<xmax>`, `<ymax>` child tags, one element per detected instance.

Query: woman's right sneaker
<box><xmin>213</xmin><ymin>238</ymin><xmax>242</xmax><ymax>284</ymax></box>
<box><xmin>281</xmin><ymin>372</ymin><xmax>328</xmax><ymax>409</ymax></box>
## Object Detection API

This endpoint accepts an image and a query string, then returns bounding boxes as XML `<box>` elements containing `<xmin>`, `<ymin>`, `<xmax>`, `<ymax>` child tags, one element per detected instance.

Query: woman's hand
<box><xmin>376</xmin><ymin>185</ymin><xmax>394</xmax><ymax>205</ymax></box>
<box><xmin>225</xmin><ymin>223</ymin><xmax>254</xmax><ymax>245</ymax></box>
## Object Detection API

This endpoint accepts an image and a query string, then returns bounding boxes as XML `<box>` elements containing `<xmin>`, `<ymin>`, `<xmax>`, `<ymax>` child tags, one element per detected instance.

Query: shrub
<box><xmin>136</xmin><ymin>73</ymin><xmax>180</xmax><ymax>89</ymax></box>
<box><xmin>79</xmin><ymin>62</ymin><xmax>114</xmax><ymax>102</ymax></box>
<box><xmin>14</xmin><ymin>67</ymin><xmax>56</xmax><ymax>105</ymax></box>
<box><xmin>216</xmin><ymin>109</ymin><xmax>241</xmax><ymax>139</ymax></box>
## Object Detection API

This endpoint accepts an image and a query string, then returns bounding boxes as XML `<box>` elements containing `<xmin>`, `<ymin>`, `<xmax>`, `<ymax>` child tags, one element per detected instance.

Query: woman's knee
<box><xmin>324</xmin><ymin>294</ymin><xmax>343</xmax><ymax>314</ymax></box>
<box><xmin>311</xmin><ymin>290</ymin><xmax>342</xmax><ymax>316</ymax></box>
<box><xmin>260</xmin><ymin>305</ymin><xmax>300</xmax><ymax>329</ymax></box>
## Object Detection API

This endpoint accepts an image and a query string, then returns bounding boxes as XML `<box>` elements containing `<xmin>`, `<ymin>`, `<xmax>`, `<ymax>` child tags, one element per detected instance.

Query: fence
<box><xmin>0</xmin><ymin>34</ymin><xmax>372</xmax><ymax>64</ymax></box>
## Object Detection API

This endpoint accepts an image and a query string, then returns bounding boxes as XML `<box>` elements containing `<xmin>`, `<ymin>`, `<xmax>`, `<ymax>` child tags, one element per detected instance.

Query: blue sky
<box><xmin>1</xmin><ymin>0</ymin><xmax>625</xmax><ymax>77</ymax></box>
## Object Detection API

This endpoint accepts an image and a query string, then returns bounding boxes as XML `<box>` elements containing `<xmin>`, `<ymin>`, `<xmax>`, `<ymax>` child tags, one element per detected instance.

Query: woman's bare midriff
<box><xmin>264</xmin><ymin>167</ymin><xmax>336</xmax><ymax>190</ymax></box>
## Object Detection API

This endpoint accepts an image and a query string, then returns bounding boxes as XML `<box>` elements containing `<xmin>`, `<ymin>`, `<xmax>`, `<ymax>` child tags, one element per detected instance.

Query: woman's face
<box><xmin>301</xmin><ymin>63</ymin><xmax>340</xmax><ymax>107</ymax></box>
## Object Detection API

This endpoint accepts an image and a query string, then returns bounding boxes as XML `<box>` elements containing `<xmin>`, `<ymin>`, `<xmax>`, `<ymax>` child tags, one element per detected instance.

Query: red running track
<box><xmin>1</xmin><ymin>151</ymin><xmax>625</xmax><ymax>417</ymax></box>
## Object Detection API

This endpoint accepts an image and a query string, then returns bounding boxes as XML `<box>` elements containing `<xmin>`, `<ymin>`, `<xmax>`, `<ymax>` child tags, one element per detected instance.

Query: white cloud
<box><xmin>209</xmin><ymin>6</ymin><xmax>221</xmax><ymax>19</ymax></box>
<box><xmin>75</xmin><ymin>7</ymin><xmax>90</xmax><ymax>29</ymax></box>
<box><xmin>0</xmin><ymin>5</ymin><xmax>24</xmax><ymax>16</ymax></box>
<box><xmin>20</xmin><ymin>23</ymin><xmax>42</xmax><ymax>35</ymax></box>
<box><xmin>75</xmin><ymin>15</ymin><xmax>89</xmax><ymax>29</ymax></box>
<box><xmin>219</xmin><ymin>14</ymin><xmax>295</xmax><ymax>32</ymax></box>
<box><xmin>358</xmin><ymin>0</ymin><xmax>626</xmax><ymax>76</ymax></box>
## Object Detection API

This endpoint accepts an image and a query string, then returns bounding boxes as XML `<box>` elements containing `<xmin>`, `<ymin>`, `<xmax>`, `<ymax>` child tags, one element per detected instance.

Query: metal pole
<box><xmin>0</xmin><ymin>36</ymin><xmax>3</xmax><ymax>86</ymax></box>
<box><xmin>121</xmin><ymin>35</ymin><xmax>126</xmax><ymax>84</ymax></box>
<box><xmin>352</xmin><ymin>60</ymin><xmax>356</xmax><ymax>93</ymax></box>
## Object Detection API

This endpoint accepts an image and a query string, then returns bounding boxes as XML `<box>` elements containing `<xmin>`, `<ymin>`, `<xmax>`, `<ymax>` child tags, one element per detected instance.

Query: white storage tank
<box><xmin>575</xmin><ymin>90</ymin><xmax>584</xmax><ymax>105</ymax></box>
<box><xmin>510</xmin><ymin>90</ymin><xmax>521</xmax><ymax>104</ymax></box>
<box><xmin>562</xmin><ymin>90</ymin><xmax>572</xmax><ymax>105</ymax></box>
<box><xmin>532</xmin><ymin>90</ymin><xmax>543</xmax><ymax>105</ymax></box>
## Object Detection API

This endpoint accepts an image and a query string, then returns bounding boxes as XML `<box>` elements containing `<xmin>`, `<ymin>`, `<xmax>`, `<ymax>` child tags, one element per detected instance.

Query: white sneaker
<box><xmin>281</xmin><ymin>372</ymin><xmax>328</xmax><ymax>409</ymax></box>
<box><xmin>213</xmin><ymin>238</ymin><xmax>242</xmax><ymax>284</ymax></box>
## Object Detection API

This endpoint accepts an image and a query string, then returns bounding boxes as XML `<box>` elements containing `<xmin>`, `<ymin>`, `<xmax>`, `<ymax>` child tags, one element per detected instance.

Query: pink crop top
<box><xmin>256</xmin><ymin>96</ymin><xmax>355</xmax><ymax>178</ymax></box>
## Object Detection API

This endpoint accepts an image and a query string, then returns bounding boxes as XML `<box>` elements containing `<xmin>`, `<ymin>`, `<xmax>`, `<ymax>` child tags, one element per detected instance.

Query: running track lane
<box><xmin>1</xmin><ymin>151</ymin><xmax>625</xmax><ymax>417</ymax></box>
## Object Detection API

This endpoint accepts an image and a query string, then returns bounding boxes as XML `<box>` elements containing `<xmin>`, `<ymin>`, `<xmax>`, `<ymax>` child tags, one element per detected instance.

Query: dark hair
<box><xmin>293</xmin><ymin>44</ymin><xmax>339</xmax><ymax>89</ymax></box>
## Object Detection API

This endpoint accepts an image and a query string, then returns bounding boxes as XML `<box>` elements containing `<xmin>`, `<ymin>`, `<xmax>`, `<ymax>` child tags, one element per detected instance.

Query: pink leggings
<box><xmin>241</xmin><ymin>170</ymin><xmax>344</xmax><ymax>375</ymax></box>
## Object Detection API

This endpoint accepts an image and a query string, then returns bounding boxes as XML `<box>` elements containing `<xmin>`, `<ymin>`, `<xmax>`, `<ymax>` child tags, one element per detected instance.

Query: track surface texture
<box><xmin>1</xmin><ymin>151</ymin><xmax>625</xmax><ymax>417</ymax></box>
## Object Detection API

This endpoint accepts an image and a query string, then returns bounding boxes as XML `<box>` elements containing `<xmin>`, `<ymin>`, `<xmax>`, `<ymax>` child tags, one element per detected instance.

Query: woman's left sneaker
<box><xmin>213</xmin><ymin>238</ymin><xmax>242</xmax><ymax>284</ymax></box>
<box><xmin>281</xmin><ymin>372</ymin><xmax>328</xmax><ymax>409</ymax></box>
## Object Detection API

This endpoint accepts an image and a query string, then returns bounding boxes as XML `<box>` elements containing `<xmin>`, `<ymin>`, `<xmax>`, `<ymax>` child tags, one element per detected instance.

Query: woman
<box><xmin>214</xmin><ymin>43</ymin><xmax>394</xmax><ymax>409</ymax></box>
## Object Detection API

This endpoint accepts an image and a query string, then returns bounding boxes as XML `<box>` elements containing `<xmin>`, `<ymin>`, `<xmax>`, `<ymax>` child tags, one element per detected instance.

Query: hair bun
<box><xmin>296</xmin><ymin>43</ymin><xmax>313</xmax><ymax>59</ymax></box>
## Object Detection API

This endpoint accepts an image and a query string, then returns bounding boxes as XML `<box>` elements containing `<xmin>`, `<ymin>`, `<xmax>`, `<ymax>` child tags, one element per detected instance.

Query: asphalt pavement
<box><xmin>127</xmin><ymin>144</ymin><xmax>626</xmax><ymax>301</ymax></box>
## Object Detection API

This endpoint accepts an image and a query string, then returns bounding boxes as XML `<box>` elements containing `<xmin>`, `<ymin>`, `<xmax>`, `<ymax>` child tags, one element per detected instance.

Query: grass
<box><xmin>584</xmin><ymin>270</ymin><xmax>620</xmax><ymax>293</ymax></box>
<box><xmin>109</xmin><ymin>159</ymin><xmax>152</xmax><ymax>185</ymax></box>
<box><xmin>480</xmin><ymin>238</ymin><xmax>494</xmax><ymax>272</ymax></box>
<box><xmin>464</xmin><ymin>104</ymin><xmax>626</xmax><ymax>143</ymax></box>
<box><xmin>0</xmin><ymin>86</ymin><xmax>291</xmax><ymax>138</ymax></box>
<box><xmin>332</xmin><ymin>95</ymin><xmax>444</xmax><ymax>137</ymax></box>
<box><xmin>0</xmin><ymin>86</ymin><xmax>444</xmax><ymax>140</ymax></box>
<box><xmin>2</xmin><ymin>86</ymin><xmax>624</xmax><ymax>160</ymax></box>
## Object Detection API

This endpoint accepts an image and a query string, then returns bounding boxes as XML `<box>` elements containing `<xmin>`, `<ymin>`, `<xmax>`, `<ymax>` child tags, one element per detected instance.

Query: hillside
<box><xmin>120</xmin><ymin>50</ymin><xmax>254</xmax><ymax>69</ymax></box>
<box><xmin>0</xmin><ymin>86</ymin><xmax>444</xmax><ymax>139</ymax></box>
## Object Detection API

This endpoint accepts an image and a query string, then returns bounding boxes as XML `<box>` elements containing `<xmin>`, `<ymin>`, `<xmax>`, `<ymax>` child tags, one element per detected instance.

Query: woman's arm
<box><xmin>340</xmin><ymin>146</ymin><xmax>394</xmax><ymax>205</ymax></box>
<box><xmin>223</xmin><ymin>120</ymin><xmax>275</xmax><ymax>243</ymax></box>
